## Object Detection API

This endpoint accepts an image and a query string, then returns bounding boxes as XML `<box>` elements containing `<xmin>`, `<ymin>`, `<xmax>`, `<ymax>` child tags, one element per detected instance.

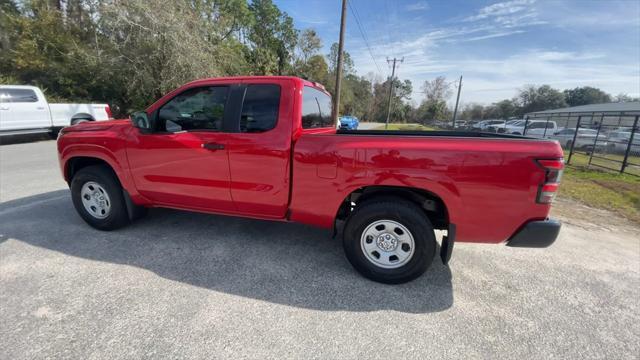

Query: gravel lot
<box><xmin>1</xmin><ymin>139</ymin><xmax>639</xmax><ymax>359</ymax></box>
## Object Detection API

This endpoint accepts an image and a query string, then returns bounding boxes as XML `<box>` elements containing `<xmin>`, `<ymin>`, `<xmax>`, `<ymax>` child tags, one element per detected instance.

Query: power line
<box><xmin>348</xmin><ymin>0</ymin><xmax>383</xmax><ymax>76</ymax></box>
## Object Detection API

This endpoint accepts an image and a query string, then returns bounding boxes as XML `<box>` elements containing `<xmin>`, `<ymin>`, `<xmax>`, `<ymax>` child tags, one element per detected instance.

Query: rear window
<box><xmin>0</xmin><ymin>88</ymin><xmax>38</xmax><ymax>103</ymax></box>
<box><xmin>240</xmin><ymin>84</ymin><xmax>281</xmax><ymax>133</ymax></box>
<box><xmin>302</xmin><ymin>86</ymin><xmax>333</xmax><ymax>129</ymax></box>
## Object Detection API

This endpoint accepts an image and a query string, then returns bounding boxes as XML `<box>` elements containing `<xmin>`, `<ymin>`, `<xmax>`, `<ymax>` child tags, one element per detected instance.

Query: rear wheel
<box><xmin>343</xmin><ymin>198</ymin><xmax>436</xmax><ymax>284</ymax></box>
<box><xmin>70</xmin><ymin>165</ymin><xmax>130</xmax><ymax>230</ymax></box>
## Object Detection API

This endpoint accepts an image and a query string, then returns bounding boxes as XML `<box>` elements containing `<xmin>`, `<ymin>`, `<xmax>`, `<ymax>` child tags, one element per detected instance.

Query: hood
<box><xmin>61</xmin><ymin>119</ymin><xmax>130</xmax><ymax>133</ymax></box>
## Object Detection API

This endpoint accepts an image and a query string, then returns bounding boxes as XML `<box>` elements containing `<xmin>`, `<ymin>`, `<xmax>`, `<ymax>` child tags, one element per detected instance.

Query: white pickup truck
<box><xmin>0</xmin><ymin>85</ymin><xmax>111</xmax><ymax>136</ymax></box>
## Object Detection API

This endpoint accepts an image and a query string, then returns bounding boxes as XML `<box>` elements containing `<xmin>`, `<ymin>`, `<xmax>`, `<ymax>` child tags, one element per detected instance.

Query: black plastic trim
<box><xmin>506</xmin><ymin>219</ymin><xmax>561</xmax><ymax>248</ymax></box>
<box><xmin>440</xmin><ymin>223</ymin><xmax>455</xmax><ymax>264</ymax></box>
<box><xmin>337</xmin><ymin>129</ymin><xmax>538</xmax><ymax>139</ymax></box>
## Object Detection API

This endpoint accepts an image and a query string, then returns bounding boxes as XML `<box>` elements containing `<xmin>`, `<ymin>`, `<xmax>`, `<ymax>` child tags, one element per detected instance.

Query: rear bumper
<box><xmin>506</xmin><ymin>219</ymin><xmax>561</xmax><ymax>248</ymax></box>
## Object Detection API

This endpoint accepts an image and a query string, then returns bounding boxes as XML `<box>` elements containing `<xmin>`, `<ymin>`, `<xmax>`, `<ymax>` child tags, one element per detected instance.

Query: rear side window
<box><xmin>1</xmin><ymin>88</ymin><xmax>38</xmax><ymax>103</ymax></box>
<box><xmin>302</xmin><ymin>86</ymin><xmax>333</xmax><ymax>129</ymax></box>
<box><xmin>240</xmin><ymin>84</ymin><xmax>280</xmax><ymax>133</ymax></box>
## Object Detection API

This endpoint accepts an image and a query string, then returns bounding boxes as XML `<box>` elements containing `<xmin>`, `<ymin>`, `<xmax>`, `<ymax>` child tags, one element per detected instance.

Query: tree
<box><xmin>613</xmin><ymin>93</ymin><xmax>640</xmax><ymax>103</ymax></box>
<box><xmin>370</xmin><ymin>77</ymin><xmax>412</xmax><ymax>122</ymax></box>
<box><xmin>416</xmin><ymin>76</ymin><xmax>452</xmax><ymax>121</ymax></box>
<box><xmin>327</xmin><ymin>42</ymin><xmax>354</xmax><ymax>75</ymax></box>
<box><xmin>422</xmin><ymin>76</ymin><xmax>452</xmax><ymax>103</ymax></box>
<box><xmin>517</xmin><ymin>85</ymin><xmax>567</xmax><ymax>114</ymax></box>
<box><xmin>292</xmin><ymin>29</ymin><xmax>326</xmax><ymax>82</ymax></box>
<box><xmin>563</xmin><ymin>86</ymin><xmax>611</xmax><ymax>107</ymax></box>
<box><xmin>247</xmin><ymin>0</ymin><xmax>297</xmax><ymax>75</ymax></box>
<box><xmin>459</xmin><ymin>103</ymin><xmax>484</xmax><ymax>120</ymax></box>
<box><xmin>296</xmin><ymin>29</ymin><xmax>321</xmax><ymax>64</ymax></box>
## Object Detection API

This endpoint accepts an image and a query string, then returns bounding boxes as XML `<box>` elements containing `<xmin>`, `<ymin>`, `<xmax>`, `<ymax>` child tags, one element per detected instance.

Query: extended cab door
<box><xmin>0</xmin><ymin>87</ymin><xmax>51</xmax><ymax>131</ymax></box>
<box><xmin>125</xmin><ymin>85</ymin><xmax>234</xmax><ymax>212</ymax></box>
<box><xmin>224</xmin><ymin>80</ymin><xmax>294</xmax><ymax>218</ymax></box>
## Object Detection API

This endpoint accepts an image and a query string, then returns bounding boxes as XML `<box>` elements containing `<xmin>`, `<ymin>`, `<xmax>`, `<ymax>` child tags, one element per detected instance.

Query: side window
<box><xmin>158</xmin><ymin>86</ymin><xmax>228</xmax><ymax>132</ymax></box>
<box><xmin>240</xmin><ymin>84</ymin><xmax>280</xmax><ymax>133</ymax></box>
<box><xmin>302</xmin><ymin>86</ymin><xmax>333</xmax><ymax>129</ymax></box>
<box><xmin>3</xmin><ymin>88</ymin><xmax>38</xmax><ymax>103</ymax></box>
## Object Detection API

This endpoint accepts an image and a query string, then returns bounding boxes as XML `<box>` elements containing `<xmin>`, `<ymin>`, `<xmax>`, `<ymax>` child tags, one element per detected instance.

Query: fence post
<box><xmin>542</xmin><ymin>116</ymin><xmax>551</xmax><ymax>139</ymax></box>
<box><xmin>621</xmin><ymin>115</ymin><xmax>639</xmax><ymax>174</ymax></box>
<box><xmin>567</xmin><ymin>116</ymin><xmax>581</xmax><ymax>165</ymax></box>
<box><xmin>588</xmin><ymin>116</ymin><xmax>604</xmax><ymax>167</ymax></box>
<box><xmin>523</xmin><ymin>115</ymin><xmax>529</xmax><ymax>136</ymax></box>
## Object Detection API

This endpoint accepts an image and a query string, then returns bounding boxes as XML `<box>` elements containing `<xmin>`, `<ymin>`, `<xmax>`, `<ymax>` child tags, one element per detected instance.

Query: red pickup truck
<box><xmin>57</xmin><ymin>76</ymin><xmax>563</xmax><ymax>283</ymax></box>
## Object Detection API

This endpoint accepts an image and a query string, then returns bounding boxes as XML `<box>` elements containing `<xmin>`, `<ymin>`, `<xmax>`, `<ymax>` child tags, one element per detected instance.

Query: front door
<box><xmin>125</xmin><ymin>86</ymin><xmax>235</xmax><ymax>212</ymax></box>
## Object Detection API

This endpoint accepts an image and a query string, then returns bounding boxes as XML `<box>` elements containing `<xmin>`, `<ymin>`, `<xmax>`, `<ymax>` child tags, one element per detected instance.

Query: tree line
<box><xmin>1</xmin><ymin>0</ymin><xmax>636</xmax><ymax>122</ymax></box>
<box><xmin>0</xmin><ymin>0</ymin><xmax>403</xmax><ymax>121</ymax></box>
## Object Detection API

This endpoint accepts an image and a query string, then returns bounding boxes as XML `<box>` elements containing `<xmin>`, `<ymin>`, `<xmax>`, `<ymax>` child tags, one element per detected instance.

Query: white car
<box><xmin>606</xmin><ymin>130</ymin><xmax>640</xmax><ymax>154</ymax></box>
<box><xmin>547</xmin><ymin>128</ymin><xmax>608</xmax><ymax>150</ymax></box>
<box><xmin>504</xmin><ymin>120</ymin><xmax>558</xmax><ymax>137</ymax></box>
<box><xmin>0</xmin><ymin>85</ymin><xmax>112</xmax><ymax>136</ymax></box>
<box><xmin>472</xmin><ymin>120</ymin><xmax>505</xmax><ymax>131</ymax></box>
<box><xmin>491</xmin><ymin>119</ymin><xmax>524</xmax><ymax>133</ymax></box>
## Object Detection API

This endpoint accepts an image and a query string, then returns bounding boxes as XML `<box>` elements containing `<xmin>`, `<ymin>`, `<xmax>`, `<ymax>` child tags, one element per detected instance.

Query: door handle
<box><xmin>202</xmin><ymin>142</ymin><xmax>225</xmax><ymax>151</ymax></box>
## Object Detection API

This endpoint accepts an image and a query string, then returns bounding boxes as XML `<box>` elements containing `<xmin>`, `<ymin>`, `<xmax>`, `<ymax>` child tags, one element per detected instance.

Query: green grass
<box><xmin>566</xmin><ymin>151</ymin><xmax>640</xmax><ymax>176</ymax></box>
<box><xmin>559</xmin><ymin>165</ymin><xmax>640</xmax><ymax>223</ymax></box>
<box><xmin>374</xmin><ymin>123</ymin><xmax>436</xmax><ymax>131</ymax></box>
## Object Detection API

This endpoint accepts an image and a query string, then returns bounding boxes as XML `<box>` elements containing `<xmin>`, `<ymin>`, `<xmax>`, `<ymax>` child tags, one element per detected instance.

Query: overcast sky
<box><xmin>274</xmin><ymin>0</ymin><xmax>640</xmax><ymax>106</ymax></box>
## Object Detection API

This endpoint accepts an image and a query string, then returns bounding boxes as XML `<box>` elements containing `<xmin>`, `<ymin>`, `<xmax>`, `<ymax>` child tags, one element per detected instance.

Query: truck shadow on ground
<box><xmin>0</xmin><ymin>190</ymin><xmax>453</xmax><ymax>313</ymax></box>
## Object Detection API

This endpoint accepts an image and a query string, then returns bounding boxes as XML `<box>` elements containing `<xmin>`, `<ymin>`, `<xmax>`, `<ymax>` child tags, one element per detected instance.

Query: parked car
<box><xmin>490</xmin><ymin>119</ymin><xmax>523</xmax><ymax>133</ymax></box>
<box><xmin>454</xmin><ymin>120</ymin><xmax>467</xmax><ymax>128</ymax></box>
<box><xmin>472</xmin><ymin>120</ymin><xmax>505</xmax><ymax>131</ymax></box>
<box><xmin>0</xmin><ymin>85</ymin><xmax>112</xmax><ymax>136</ymax></box>
<box><xmin>606</xmin><ymin>130</ymin><xmax>640</xmax><ymax>154</ymax></box>
<box><xmin>57</xmin><ymin>76</ymin><xmax>564</xmax><ymax>284</ymax></box>
<box><xmin>504</xmin><ymin>120</ymin><xmax>558</xmax><ymax>137</ymax></box>
<box><xmin>339</xmin><ymin>115</ymin><xmax>359</xmax><ymax>130</ymax></box>
<box><xmin>547</xmin><ymin>128</ymin><xmax>608</xmax><ymax>150</ymax></box>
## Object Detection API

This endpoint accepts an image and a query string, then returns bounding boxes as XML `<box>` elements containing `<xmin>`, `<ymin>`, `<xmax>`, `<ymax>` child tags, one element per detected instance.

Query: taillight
<box><xmin>105</xmin><ymin>105</ymin><xmax>113</xmax><ymax>119</ymax></box>
<box><xmin>536</xmin><ymin>159</ymin><xmax>564</xmax><ymax>204</ymax></box>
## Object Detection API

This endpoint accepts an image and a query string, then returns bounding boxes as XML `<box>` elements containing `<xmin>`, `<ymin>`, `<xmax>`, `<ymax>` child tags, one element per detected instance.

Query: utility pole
<box><xmin>332</xmin><ymin>0</ymin><xmax>348</xmax><ymax>124</ymax></box>
<box><xmin>451</xmin><ymin>75</ymin><xmax>462</xmax><ymax>128</ymax></box>
<box><xmin>385</xmin><ymin>57</ymin><xmax>403</xmax><ymax>129</ymax></box>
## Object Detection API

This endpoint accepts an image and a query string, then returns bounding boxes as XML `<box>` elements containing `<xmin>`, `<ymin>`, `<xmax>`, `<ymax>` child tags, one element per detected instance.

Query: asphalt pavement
<box><xmin>1</xmin><ymin>139</ymin><xmax>638</xmax><ymax>359</ymax></box>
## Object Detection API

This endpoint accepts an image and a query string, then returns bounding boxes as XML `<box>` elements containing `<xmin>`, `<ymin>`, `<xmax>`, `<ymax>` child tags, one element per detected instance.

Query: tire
<box><xmin>71</xmin><ymin>118</ymin><xmax>91</xmax><ymax>126</ymax></box>
<box><xmin>70</xmin><ymin>165</ymin><xmax>130</xmax><ymax>231</ymax></box>
<box><xmin>343</xmin><ymin>198</ymin><xmax>437</xmax><ymax>284</ymax></box>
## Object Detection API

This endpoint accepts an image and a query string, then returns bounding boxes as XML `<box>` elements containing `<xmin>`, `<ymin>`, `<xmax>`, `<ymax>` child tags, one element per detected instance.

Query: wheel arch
<box><xmin>335</xmin><ymin>185</ymin><xmax>450</xmax><ymax>230</ymax></box>
<box><xmin>70</xmin><ymin>113</ymin><xmax>95</xmax><ymax>125</ymax></box>
<box><xmin>65</xmin><ymin>156</ymin><xmax>120</xmax><ymax>186</ymax></box>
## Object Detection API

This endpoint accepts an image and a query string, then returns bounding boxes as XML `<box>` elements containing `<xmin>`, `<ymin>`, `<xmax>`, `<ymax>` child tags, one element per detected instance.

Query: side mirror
<box><xmin>130</xmin><ymin>111</ymin><xmax>152</xmax><ymax>132</ymax></box>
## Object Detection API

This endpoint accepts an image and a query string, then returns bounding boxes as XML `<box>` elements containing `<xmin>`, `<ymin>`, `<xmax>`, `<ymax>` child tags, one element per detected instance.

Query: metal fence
<box><xmin>522</xmin><ymin>112</ymin><xmax>640</xmax><ymax>176</ymax></box>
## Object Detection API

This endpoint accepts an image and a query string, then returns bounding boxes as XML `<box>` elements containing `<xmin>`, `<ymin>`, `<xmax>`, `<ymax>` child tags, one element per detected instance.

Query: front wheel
<box><xmin>343</xmin><ymin>199</ymin><xmax>437</xmax><ymax>284</ymax></box>
<box><xmin>70</xmin><ymin>165</ymin><xmax>131</xmax><ymax>230</ymax></box>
